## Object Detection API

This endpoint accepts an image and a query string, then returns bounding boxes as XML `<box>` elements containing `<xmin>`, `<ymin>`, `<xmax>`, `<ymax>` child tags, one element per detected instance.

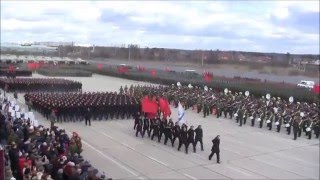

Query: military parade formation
<box><xmin>127</xmin><ymin>84</ymin><xmax>319</xmax><ymax>141</ymax></box>
<box><xmin>0</xmin><ymin>78</ymin><xmax>82</xmax><ymax>92</ymax></box>
<box><xmin>21</xmin><ymin>82</ymin><xmax>320</xmax><ymax>141</ymax></box>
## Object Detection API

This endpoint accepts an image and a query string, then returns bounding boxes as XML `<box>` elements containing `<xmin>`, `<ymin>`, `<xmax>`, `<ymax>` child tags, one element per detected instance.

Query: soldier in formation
<box><xmin>0</xmin><ymin>77</ymin><xmax>82</xmax><ymax>92</ymax></box>
<box><xmin>24</xmin><ymin>92</ymin><xmax>140</xmax><ymax>124</ymax></box>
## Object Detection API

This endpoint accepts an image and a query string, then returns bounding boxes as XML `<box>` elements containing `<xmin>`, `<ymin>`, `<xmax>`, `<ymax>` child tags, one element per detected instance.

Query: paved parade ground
<box><xmin>8</xmin><ymin>74</ymin><xmax>320</xmax><ymax>179</ymax></box>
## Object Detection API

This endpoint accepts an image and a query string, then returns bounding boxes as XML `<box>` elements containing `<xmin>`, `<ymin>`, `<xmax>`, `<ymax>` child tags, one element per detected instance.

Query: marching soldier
<box><xmin>187</xmin><ymin>126</ymin><xmax>196</xmax><ymax>153</ymax></box>
<box><xmin>305</xmin><ymin>118</ymin><xmax>313</xmax><ymax>139</ymax></box>
<box><xmin>136</xmin><ymin>116</ymin><xmax>143</xmax><ymax>137</ymax></box>
<box><xmin>151</xmin><ymin>119</ymin><xmax>160</xmax><ymax>141</ymax></box>
<box><xmin>275</xmin><ymin>112</ymin><xmax>282</xmax><ymax>132</ymax></box>
<box><xmin>242</xmin><ymin>106</ymin><xmax>248</xmax><ymax>125</ymax></box>
<box><xmin>178</xmin><ymin>126</ymin><xmax>188</xmax><ymax>154</ymax></box>
<box><xmin>172</xmin><ymin>122</ymin><xmax>180</xmax><ymax>147</ymax></box>
<box><xmin>158</xmin><ymin>118</ymin><xmax>167</xmax><ymax>142</ymax></box>
<box><xmin>194</xmin><ymin>125</ymin><xmax>204</xmax><ymax>152</ymax></box>
<box><xmin>284</xmin><ymin>114</ymin><xmax>292</xmax><ymax>135</ymax></box>
<box><xmin>250</xmin><ymin>109</ymin><xmax>257</xmax><ymax>127</ymax></box>
<box><xmin>203</xmin><ymin>102</ymin><xmax>209</xmax><ymax>118</ymax></box>
<box><xmin>133</xmin><ymin>112</ymin><xmax>140</xmax><ymax>130</ymax></box>
<box><xmin>293</xmin><ymin>116</ymin><xmax>300</xmax><ymax>140</ymax></box>
<box><xmin>314</xmin><ymin>120</ymin><xmax>320</xmax><ymax>138</ymax></box>
<box><xmin>142</xmin><ymin>117</ymin><xmax>150</xmax><ymax>138</ymax></box>
<box><xmin>266</xmin><ymin>112</ymin><xmax>273</xmax><ymax>130</ymax></box>
<box><xmin>258</xmin><ymin>109</ymin><xmax>265</xmax><ymax>128</ymax></box>
<box><xmin>164</xmin><ymin>119</ymin><xmax>174</xmax><ymax>146</ymax></box>
<box><xmin>237</xmin><ymin>106</ymin><xmax>244</xmax><ymax>127</ymax></box>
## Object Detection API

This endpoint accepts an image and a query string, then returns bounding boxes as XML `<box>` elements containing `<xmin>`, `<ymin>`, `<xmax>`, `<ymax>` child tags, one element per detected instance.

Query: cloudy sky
<box><xmin>1</xmin><ymin>1</ymin><xmax>319</xmax><ymax>54</ymax></box>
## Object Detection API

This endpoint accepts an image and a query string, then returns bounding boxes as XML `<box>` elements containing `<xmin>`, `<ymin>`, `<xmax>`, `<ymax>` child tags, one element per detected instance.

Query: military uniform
<box><xmin>194</xmin><ymin>125</ymin><xmax>204</xmax><ymax>151</ymax></box>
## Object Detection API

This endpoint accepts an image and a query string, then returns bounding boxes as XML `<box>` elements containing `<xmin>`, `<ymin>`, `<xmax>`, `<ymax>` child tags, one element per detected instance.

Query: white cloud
<box><xmin>0</xmin><ymin>1</ymin><xmax>319</xmax><ymax>54</ymax></box>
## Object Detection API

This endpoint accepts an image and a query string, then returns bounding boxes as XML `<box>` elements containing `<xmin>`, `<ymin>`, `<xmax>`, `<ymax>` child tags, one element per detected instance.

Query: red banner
<box><xmin>159</xmin><ymin>98</ymin><xmax>171</xmax><ymax>118</ymax></box>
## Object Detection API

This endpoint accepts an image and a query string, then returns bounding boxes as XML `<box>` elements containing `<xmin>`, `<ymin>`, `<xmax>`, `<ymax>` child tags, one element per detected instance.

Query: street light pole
<box><xmin>201</xmin><ymin>50</ymin><xmax>204</xmax><ymax>67</ymax></box>
<box><xmin>128</xmin><ymin>45</ymin><xmax>131</xmax><ymax>61</ymax></box>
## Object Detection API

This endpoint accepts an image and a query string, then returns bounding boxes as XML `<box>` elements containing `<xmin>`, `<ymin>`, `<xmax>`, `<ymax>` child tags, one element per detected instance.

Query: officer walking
<box><xmin>85</xmin><ymin>107</ymin><xmax>91</xmax><ymax>126</ymax></box>
<box><xmin>209</xmin><ymin>135</ymin><xmax>221</xmax><ymax>164</ymax></box>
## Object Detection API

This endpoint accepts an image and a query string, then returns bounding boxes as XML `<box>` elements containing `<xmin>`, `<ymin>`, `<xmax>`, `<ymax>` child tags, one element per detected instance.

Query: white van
<box><xmin>297</xmin><ymin>80</ymin><xmax>315</xmax><ymax>89</ymax></box>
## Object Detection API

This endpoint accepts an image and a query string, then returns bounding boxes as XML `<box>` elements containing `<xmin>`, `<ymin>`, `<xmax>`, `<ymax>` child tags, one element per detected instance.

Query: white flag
<box><xmin>178</xmin><ymin>102</ymin><xmax>186</xmax><ymax>126</ymax></box>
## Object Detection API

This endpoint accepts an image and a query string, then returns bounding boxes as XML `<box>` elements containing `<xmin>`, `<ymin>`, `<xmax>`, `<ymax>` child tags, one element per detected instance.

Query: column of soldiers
<box><xmin>24</xmin><ymin>92</ymin><xmax>140</xmax><ymax>123</ymax></box>
<box><xmin>0</xmin><ymin>77</ymin><xmax>82</xmax><ymax>92</ymax></box>
<box><xmin>129</xmin><ymin>84</ymin><xmax>319</xmax><ymax>140</ymax></box>
<box><xmin>133</xmin><ymin>113</ymin><xmax>204</xmax><ymax>154</ymax></box>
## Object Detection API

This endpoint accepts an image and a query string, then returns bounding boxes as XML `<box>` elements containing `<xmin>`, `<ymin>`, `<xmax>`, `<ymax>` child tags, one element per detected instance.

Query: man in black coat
<box><xmin>172</xmin><ymin>122</ymin><xmax>180</xmax><ymax>147</ymax></box>
<box><xmin>151</xmin><ymin>119</ymin><xmax>160</xmax><ymax>141</ymax></box>
<box><xmin>85</xmin><ymin>107</ymin><xmax>91</xmax><ymax>126</ymax></box>
<box><xmin>194</xmin><ymin>125</ymin><xmax>204</xmax><ymax>151</ymax></box>
<box><xmin>164</xmin><ymin>120</ymin><xmax>173</xmax><ymax>146</ymax></box>
<box><xmin>142</xmin><ymin>117</ymin><xmax>150</xmax><ymax>138</ymax></box>
<box><xmin>209</xmin><ymin>135</ymin><xmax>221</xmax><ymax>163</ymax></box>
<box><xmin>178</xmin><ymin>126</ymin><xmax>188</xmax><ymax>154</ymax></box>
<box><xmin>133</xmin><ymin>112</ymin><xmax>141</xmax><ymax>130</ymax></box>
<box><xmin>293</xmin><ymin>117</ymin><xmax>300</xmax><ymax>140</ymax></box>
<box><xmin>136</xmin><ymin>117</ymin><xmax>143</xmax><ymax>137</ymax></box>
<box><xmin>187</xmin><ymin>126</ymin><xmax>196</xmax><ymax>153</ymax></box>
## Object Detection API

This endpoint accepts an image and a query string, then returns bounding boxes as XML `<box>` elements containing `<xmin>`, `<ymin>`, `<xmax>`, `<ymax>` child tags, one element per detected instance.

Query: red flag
<box><xmin>9</xmin><ymin>64</ymin><xmax>15</xmax><ymax>73</ymax></box>
<box><xmin>27</xmin><ymin>63</ymin><xmax>36</xmax><ymax>70</ymax></box>
<box><xmin>35</xmin><ymin>63</ymin><xmax>40</xmax><ymax>70</ymax></box>
<box><xmin>141</xmin><ymin>96</ymin><xmax>158</xmax><ymax>114</ymax></box>
<box><xmin>159</xmin><ymin>98</ymin><xmax>171</xmax><ymax>118</ymax></box>
<box><xmin>203</xmin><ymin>72</ymin><xmax>213</xmax><ymax>81</ymax></box>
<box><xmin>97</xmin><ymin>64</ymin><xmax>103</xmax><ymax>70</ymax></box>
<box><xmin>118</xmin><ymin>66</ymin><xmax>128</xmax><ymax>74</ymax></box>
<box><xmin>313</xmin><ymin>84</ymin><xmax>320</xmax><ymax>94</ymax></box>
<box><xmin>150</xmin><ymin>69</ymin><xmax>156</xmax><ymax>76</ymax></box>
<box><xmin>147</xmin><ymin>113</ymin><xmax>157</xmax><ymax>119</ymax></box>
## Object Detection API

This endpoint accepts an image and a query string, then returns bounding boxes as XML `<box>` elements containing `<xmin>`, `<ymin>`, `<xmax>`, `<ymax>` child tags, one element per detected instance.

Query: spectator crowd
<box><xmin>0</xmin><ymin>96</ymin><xmax>108</xmax><ymax>180</ymax></box>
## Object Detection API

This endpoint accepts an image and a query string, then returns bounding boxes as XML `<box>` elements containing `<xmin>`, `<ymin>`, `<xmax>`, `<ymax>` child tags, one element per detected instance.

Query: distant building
<box><xmin>256</xmin><ymin>56</ymin><xmax>272</xmax><ymax>63</ymax></box>
<box><xmin>218</xmin><ymin>52</ymin><xmax>233</xmax><ymax>61</ymax></box>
